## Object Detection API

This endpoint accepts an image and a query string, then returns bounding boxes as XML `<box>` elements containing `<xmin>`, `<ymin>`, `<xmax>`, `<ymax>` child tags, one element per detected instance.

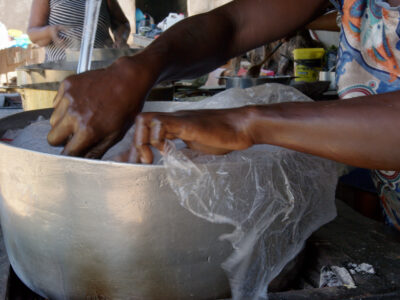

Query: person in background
<box><xmin>27</xmin><ymin>0</ymin><xmax>130</xmax><ymax>62</ymax></box>
<box><xmin>47</xmin><ymin>0</ymin><xmax>400</xmax><ymax>231</ymax></box>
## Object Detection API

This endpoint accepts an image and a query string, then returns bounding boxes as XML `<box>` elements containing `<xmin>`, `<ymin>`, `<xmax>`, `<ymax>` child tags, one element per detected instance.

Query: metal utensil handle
<box><xmin>247</xmin><ymin>41</ymin><xmax>284</xmax><ymax>78</ymax></box>
<box><xmin>260</xmin><ymin>41</ymin><xmax>284</xmax><ymax>68</ymax></box>
<box><xmin>77</xmin><ymin>0</ymin><xmax>102</xmax><ymax>74</ymax></box>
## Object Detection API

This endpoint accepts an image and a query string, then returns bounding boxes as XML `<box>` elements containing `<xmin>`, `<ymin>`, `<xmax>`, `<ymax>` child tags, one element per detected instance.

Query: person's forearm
<box><xmin>245</xmin><ymin>93</ymin><xmax>400</xmax><ymax>170</ymax></box>
<box><xmin>130</xmin><ymin>0</ymin><xmax>328</xmax><ymax>84</ymax></box>
<box><xmin>306</xmin><ymin>10</ymin><xmax>339</xmax><ymax>31</ymax></box>
<box><xmin>28</xmin><ymin>26</ymin><xmax>53</xmax><ymax>46</ymax></box>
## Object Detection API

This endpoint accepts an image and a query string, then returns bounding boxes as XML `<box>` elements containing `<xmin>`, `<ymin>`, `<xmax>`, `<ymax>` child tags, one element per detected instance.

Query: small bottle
<box><xmin>138</xmin><ymin>15</ymin><xmax>151</xmax><ymax>36</ymax></box>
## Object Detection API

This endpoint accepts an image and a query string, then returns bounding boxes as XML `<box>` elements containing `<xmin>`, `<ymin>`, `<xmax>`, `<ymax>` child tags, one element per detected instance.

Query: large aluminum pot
<box><xmin>16</xmin><ymin>80</ymin><xmax>174</xmax><ymax>111</ymax></box>
<box><xmin>17</xmin><ymin>48</ymin><xmax>140</xmax><ymax>86</ymax></box>
<box><xmin>0</xmin><ymin>104</ymin><xmax>306</xmax><ymax>299</ymax></box>
<box><xmin>16</xmin><ymin>61</ymin><xmax>113</xmax><ymax>86</ymax></box>
<box><xmin>0</xmin><ymin>106</ymin><xmax>234</xmax><ymax>300</ymax></box>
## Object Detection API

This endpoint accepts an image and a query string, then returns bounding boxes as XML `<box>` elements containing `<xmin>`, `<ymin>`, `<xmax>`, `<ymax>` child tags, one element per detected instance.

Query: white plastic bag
<box><xmin>157</xmin><ymin>13</ymin><xmax>185</xmax><ymax>31</ymax></box>
<box><xmin>160</xmin><ymin>84</ymin><xmax>339</xmax><ymax>299</ymax></box>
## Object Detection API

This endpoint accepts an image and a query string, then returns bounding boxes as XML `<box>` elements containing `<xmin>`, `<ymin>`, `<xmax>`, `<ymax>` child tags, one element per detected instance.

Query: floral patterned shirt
<box><xmin>330</xmin><ymin>0</ymin><xmax>400</xmax><ymax>230</ymax></box>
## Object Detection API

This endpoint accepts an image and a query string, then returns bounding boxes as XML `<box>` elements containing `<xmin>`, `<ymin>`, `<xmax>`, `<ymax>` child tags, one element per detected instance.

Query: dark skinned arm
<box><xmin>47</xmin><ymin>0</ymin><xmax>329</xmax><ymax>158</ymax></box>
<box><xmin>129</xmin><ymin>93</ymin><xmax>400</xmax><ymax>171</ymax></box>
<box><xmin>306</xmin><ymin>10</ymin><xmax>340</xmax><ymax>32</ymax></box>
<box><xmin>148</xmin><ymin>0</ymin><xmax>329</xmax><ymax>82</ymax></box>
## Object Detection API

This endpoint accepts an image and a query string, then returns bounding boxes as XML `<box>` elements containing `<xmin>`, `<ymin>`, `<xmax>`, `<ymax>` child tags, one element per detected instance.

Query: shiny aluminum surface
<box><xmin>0</xmin><ymin>107</ymin><xmax>233</xmax><ymax>300</ymax></box>
<box><xmin>224</xmin><ymin>76</ymin><xmax>293</xmax><ymax>89</ymax></box>
<box><xmin>16</xmin><ymin>61</ymin><xmax>113</xmax><ymax>86</ymax></box>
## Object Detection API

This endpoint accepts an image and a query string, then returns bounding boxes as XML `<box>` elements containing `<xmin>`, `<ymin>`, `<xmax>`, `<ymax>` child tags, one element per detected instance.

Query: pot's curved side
<box><xmin>0</xmin><ymin>143</ymin><xmax>233</xmax><ymax>299</ymax></box>
<box><xmin>0</xmin><ymin>109</ymin><xmax>233</xmax><ymax>299</ymax></box>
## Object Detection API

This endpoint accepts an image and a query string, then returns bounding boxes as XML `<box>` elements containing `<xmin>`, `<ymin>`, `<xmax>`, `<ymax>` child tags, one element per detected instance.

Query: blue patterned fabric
<box><xmin>333</xmin><ymin>0</ymin><xmax>400</xmax><ymax>230</ymax></box>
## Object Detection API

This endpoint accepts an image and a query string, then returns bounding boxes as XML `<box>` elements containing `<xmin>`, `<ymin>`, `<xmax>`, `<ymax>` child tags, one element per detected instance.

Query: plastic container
<box><xmin>293</xmin><ymin>48</ymin><xmax>325</xmax><ymax>82</ymax></box>
<box><xmin>138</xmin><ymin>18</ymin><xmax>152</xmax><ymax>36</ymax></box>
<box><xmin>319</xmin><ymin>71</ymin><xmax>336</xmax><ymax>91</ymax></box>
<box><xmin>157</xmin><ymin>13</ymin><xmax>185</xmax><ymax>31</ymax></box>
<box><xmin>17</xmin><ymin>83</ymin><xmax>58</xmax><ymax>111</ymax></box>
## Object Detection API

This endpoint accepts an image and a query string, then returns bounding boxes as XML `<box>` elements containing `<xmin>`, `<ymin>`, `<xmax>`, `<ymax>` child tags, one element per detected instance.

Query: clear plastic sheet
<box><xmin>174</xmin><ymin>82</ymin><xmax>315</xmax><ymax>109</ymax></box>
<box><xmin>3</xmin><ymin>116</ymin><xmax>64</xmax><ymax>156</ymax></box>
<box><xmin>3</xmin><ymin>118</ymin><xmax>185</xmax><ymax>164</ymax></box>
<box><xmin>4</xmin><ymin>117</ymin><xmax>185</xmax><ymax>165</ymax></box>
<box><xmin>160</xmin><ymin>84</ymin><xmax>339</xmax><ymax>299</ymax></box>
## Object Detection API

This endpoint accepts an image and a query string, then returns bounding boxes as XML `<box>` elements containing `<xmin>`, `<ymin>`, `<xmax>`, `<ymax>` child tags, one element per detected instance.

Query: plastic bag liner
<box><xmin>161</xmin><ymin>84</ymin><xmax>339</xmax><ymax>299</ymax></box>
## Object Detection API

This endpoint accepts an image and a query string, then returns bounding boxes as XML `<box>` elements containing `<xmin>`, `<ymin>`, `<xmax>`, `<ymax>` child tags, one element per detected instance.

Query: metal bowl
<box><xmin>222</xmin><ymin>76</ymin><xmax>293</xmax><ymax>89</ymax></box>
<box><xmin>16</xmin><ymin>61</ymin><xmax>113</xmax><ymax>86</ymax></box>
<box><xmin>0</xmin><ymin>104</ymin><xmax>306</xmax><ymax>299</ymax></box>
<box><xmin>0</xmin><ymin>107</ymin><xmax>234</xmax><ymax>300</ymax></box>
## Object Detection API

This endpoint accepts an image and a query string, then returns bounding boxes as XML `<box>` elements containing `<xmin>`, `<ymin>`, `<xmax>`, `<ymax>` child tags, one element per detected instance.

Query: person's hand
<box><xmin>112</xmin><ymin>23</ymin><xmax>130</xmax><ymax>49</ymax></box>
<box><xmin>113</xmin><ymin>31</ymin><xmax>129</xmax><ymax>48</ymax></box>
<box><xmin>113</xmin><ymin>38</ymin><xmax>129</xmax><ymax>49</ymax></box>
<box><xmin>47</xmin><ymin>25</ymin><xmax>70</xmax><ymax>45</ymax></box>
<box><xmin>121</xmin><ymin>108</ymin><xmax>255</xmax><ymax>164</ymax></box>
<box><xmin>47</xmin><ymin>57</ymin><xmax>156</xmax><ymax>158</ymax></box>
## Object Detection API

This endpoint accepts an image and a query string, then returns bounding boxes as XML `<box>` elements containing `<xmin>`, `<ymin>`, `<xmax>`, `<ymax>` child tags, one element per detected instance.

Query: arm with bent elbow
<box><xmin>27</xmin><ymin>0</ymin><xmax>66</xmax><ymax>47</ymax></box>
<box><xmin>47</xmin><ymin>0</ymin><xmax>330</xmax><ymax>158</ymax></box>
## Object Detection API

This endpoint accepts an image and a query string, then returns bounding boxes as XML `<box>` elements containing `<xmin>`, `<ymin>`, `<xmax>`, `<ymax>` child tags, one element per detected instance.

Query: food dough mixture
<box><xmin>2</xmin><ymin>116</ymin><xmax>185</xmax><ymax>164</ymax></box>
